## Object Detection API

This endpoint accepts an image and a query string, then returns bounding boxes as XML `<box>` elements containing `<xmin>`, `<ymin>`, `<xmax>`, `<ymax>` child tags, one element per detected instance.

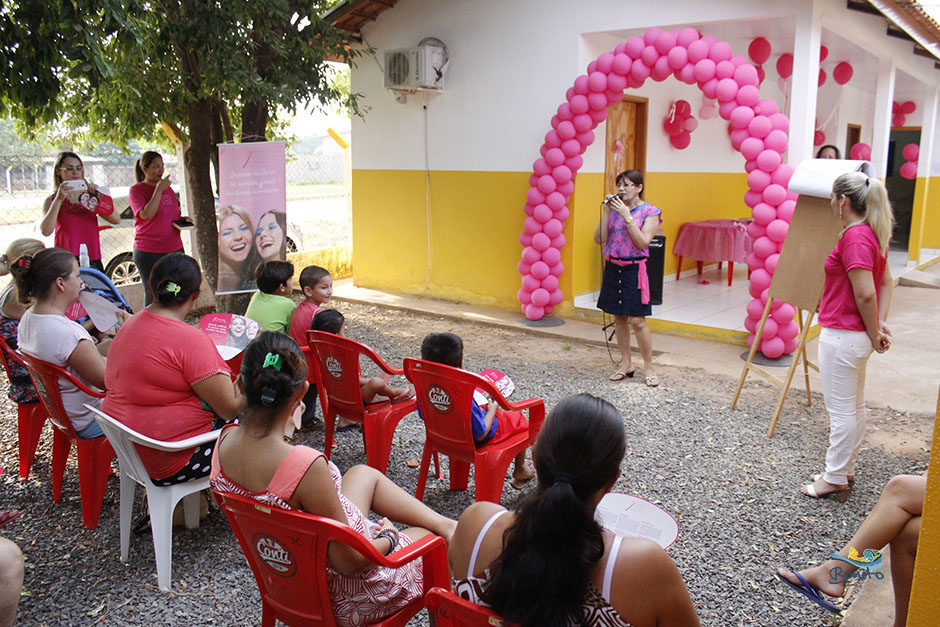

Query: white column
<box><xmin>787</xmin><ymin>0</ymin><xmax>823</xmax><ymax>166</ymax></box>
<box><xmin>870</xmin><ymin>58</ymin><xmax>896</xmax><ymax>178</ymax></box>
<box><xmin>917</xmin><ymin>87</ymin><xmax>938</xmax><ymax>179</ymax></box>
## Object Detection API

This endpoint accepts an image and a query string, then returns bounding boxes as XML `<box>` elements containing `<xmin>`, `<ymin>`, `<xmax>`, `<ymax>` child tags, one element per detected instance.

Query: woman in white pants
<box><xmin>802</xmin><ymin>172</ymin><xmax>894</xmax><ymax>499</ymax></box>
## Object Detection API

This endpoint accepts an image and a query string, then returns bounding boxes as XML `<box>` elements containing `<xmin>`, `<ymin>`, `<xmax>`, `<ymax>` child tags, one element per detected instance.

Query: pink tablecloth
<box><xmin>672</xmin><ymin>219</ymin><xmax>752</xmax><ymax>263</ymax></box>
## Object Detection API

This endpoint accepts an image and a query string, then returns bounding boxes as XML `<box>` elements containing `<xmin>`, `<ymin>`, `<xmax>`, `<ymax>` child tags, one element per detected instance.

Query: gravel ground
<box><xmin>0</xmin><ymin>300</ymin><xmax>931</xmax><ymax>626</ymax></box>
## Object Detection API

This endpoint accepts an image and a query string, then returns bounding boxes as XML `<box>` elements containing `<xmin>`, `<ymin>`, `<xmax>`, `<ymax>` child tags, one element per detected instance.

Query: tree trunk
<box><xmin>241</xmin><ymin>100</ymin><xmax>268</xmax><ymax>141</ymax></box>
<box><xmin>184</xmin><ymin>99</ymin><xmax>218</xmax><ymax>290</ymax></box>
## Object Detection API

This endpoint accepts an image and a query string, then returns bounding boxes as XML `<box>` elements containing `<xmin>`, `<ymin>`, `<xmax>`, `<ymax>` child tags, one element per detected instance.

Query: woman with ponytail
<box><xmin>0</xmin><ymin>239</ymin><xmax>45</xmax><ymax>403</ymax></box>
<box><xmin>802</xmin><ymin>173</ymin><xmax>895</xmax><ymax>499</ymax></box>
<box><xmin>450</xmin><ymin>394</ymin><xmax>698</xmax><ymax>627</ymax></box>
<box><xmin>210</xmin><ymin>331</ymin><xmax>456</xmax><ymax>627</ymax></box>
<box><xmin>103</xmin><ymin>253</ymin><xmax>242</xmax><ymax>485</ymax></box>
<box><xmin>129</xmin><ymin>151</ymin><xmax>184</xmax><ymax>305</ymax></box>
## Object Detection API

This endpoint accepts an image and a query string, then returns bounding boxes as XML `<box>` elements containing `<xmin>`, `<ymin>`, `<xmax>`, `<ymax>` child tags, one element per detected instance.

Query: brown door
<box><xmin>605</xmin><ymin>96</ymin><xmax>647</xmax><ymax>194</ymax></box>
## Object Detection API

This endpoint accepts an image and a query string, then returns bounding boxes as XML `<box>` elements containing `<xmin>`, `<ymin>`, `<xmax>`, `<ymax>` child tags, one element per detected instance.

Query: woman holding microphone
<box><xmin>593</xmin><ymin>170</ymin><xmax>662</xmax><ymax>387</ymax></box>
<box><xmin>129</xmin><ymin>151</ymin><xmax>185</xmax><ymax>305</ymax></box>
<box><xmin>802</xmin><ymin>172</ymin><xmax>894</xmax><ymax>499</ymax></box>
<box><xmin>39</xmin><ymin>152</ymin><xmax>121</xmax><ymax>271</ymax></box>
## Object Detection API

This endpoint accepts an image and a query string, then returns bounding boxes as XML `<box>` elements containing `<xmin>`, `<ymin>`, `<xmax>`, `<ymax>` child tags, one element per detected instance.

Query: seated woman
<box><xmin>449</xmin><ymin>393</ymin><xmax>699</xmax><ymax>627</ymax></box>
<box><xmin>210</xmin><ymin>331</ymin><xmax>456</xmax><ymax>627</ymax></box>
<box><xmin>0</xmin><ymin>238</ymin><xmax>45</xmax><ymax>404</ymax></box>
<box><xmin>103</xmin><ymin>253</ymin><xmax>242</xmax><ymax>485</ymax></box>
<box><xmin>11</xmin><ymin>248</ymin><xmax>122</xmax><ymax>439</ymax></box>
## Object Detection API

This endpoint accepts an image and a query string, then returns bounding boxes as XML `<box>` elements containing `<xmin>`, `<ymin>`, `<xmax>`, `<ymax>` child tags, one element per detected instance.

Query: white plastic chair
<box><xmin>85</xmin><ymin>404</ymin><xmax>220</xmax><ymax>591</ymax></box>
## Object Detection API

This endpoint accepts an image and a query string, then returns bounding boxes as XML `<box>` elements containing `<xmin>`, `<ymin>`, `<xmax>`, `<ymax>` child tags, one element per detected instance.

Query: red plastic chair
<box><xmin>0</xmin><ymin>336</ymin><xmax>48</xmax><ymax>480</ymax></box>
<box><xmin>425</xmin><ymin>587</ymin><xmax>508</xmax><ymax>626</ymax></box>
<box><xmin>21</xmin><ymin>354</ymin><xmax>114</xmax><ymax>529</ymax></box>
<box><xmin>402</xmin><ymin>358</ymin><xmax>544</xmax><ymax>504</ymax></box>
<box><xmin>306</xmin><ymin>331</ymin><xmax>417</xmax><ymax>472</ymax></box>
<box><xmin>300</xmin><ymin>345</ymin><xmax>328</xmax><ymax>419</ymax></box>
<box><xmin>212</xmin><ymin>489</ymin><xmax>450</xmax><ymax>627</ymax></box>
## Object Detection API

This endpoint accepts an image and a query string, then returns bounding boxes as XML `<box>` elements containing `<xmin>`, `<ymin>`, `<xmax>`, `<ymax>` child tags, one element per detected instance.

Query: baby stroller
<box><xmin>65</xmin><ymin>266</ymin><xmax>134</xmax><ymax>328</ymax></box>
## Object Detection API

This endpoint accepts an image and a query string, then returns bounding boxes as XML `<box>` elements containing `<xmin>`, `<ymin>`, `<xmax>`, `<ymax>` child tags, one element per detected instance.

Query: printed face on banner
<box><xmin>217</xmin><ymin>142</ymin><xmax>287</xmax><ymax>294</ymax></box>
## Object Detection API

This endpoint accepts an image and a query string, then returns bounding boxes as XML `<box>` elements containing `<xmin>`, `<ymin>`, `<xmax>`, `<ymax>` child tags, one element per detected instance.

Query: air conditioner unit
<box><xmin>383</xmin><ymin>46</ymin><xmax>445</xmax><ymax>91</ymax></box>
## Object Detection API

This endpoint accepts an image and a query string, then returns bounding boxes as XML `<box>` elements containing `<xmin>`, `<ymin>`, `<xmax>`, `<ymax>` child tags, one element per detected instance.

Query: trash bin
<box><xmin>647</xmin><ymin>235</ymin><xmax>666</xmax><ymax>306</ymax></box>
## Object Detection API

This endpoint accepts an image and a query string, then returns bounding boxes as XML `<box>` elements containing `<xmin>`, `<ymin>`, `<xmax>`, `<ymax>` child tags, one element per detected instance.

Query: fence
<box><xmin>0</xmin><ymin>136</ymin><xmax>351</xmax><ymax>285</ymax></box>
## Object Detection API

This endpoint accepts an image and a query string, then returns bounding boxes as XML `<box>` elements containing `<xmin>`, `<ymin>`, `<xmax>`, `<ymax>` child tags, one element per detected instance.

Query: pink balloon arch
<box><xmin>517</xmin><ymin>27</ymin><xmax>800</xmax><ymax>359</ymax></box>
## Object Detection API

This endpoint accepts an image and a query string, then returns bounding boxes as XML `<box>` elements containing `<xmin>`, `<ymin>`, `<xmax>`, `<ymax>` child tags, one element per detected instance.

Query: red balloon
<box><xmin>901</xmin><ymin>100</ymin><xmax>916</xmax><ymax>114</ymax></box>
<box><xmin>818</xmin><ymin>68</ymin><xmax>827</xmax><ymax>87</ymax></box>
<box><xmin>776</xmin><ymin>53</ymin><xmax>793</xmax><ymax>79</ymax></box>
<box><xmin>670</xmin><ymin>132</ymin><xmax>692</xmax><ymax>149</ymax></box>
<box><xmin>748</xmin><ymin>37</ymin><xmax>772</xmax><ymax>65</ymax></box>
<box><xmin>674</xmin><ymin>99</ymin><xmax>692</xmax><ymax>118</ymax></box>
<box><xmin>892</xmin><ymin>113</ymin><xmax>906</xmax><ymax>128</ymax></box>
<box><xmin>663</xmin><ymin>116</ymin><xmax>683</xmax><ymax>137</ymax></box>
<box><xmin>900</xmin><ymin>161</ymin><xmax>918</xmax><ymax>180</ymax></box>
<box><xmin>902</xmin><ymin>143</ymin><xmax>920</xmax><ymax>162</ymax></box>
<box><xmin>756</xmin><ymin>65</ymin><xmax>766</xmax><ymax>84</ymax></box>
<box><xmin>833</xmin><ymin>62</ymin><xmax>853</xmax><ymax>85</ymax></box>
<box><xmin>819</xmin><ymin>45</ymin><xmax>829</xmax><ymax>62</ymax></box>
<box><xmin>813</xmin><ymin>130</ymin><xmax>825</xmax><ymax>146</ymax></box>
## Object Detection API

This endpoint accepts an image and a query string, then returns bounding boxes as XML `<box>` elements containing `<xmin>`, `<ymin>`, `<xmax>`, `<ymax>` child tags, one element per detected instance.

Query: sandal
<box><xmin>391</xmin><ymin>388</ymin><xmax>416</xmax><ymax>403</ymax></box>
<box><xmin>0</xmin><ymin>510</ymin><xmax>21</xmax><ymax>530</ymax></box>
<box><xmin>645</xmin><ymin>375</ymin><xmax>660</xmax><ymax>387</ymax></box>
<box><xmin>801</xmin><ymin>479</ymin><xmax>851</xmax><ymax>501</ymax></box>
<box><xmin>811</xmin><ymin>473</ymin><xmax>855</xmax><ymax>484</ymax></box>
<box><xmin>609</xmin><ymin>368</ymin><xmax>635</xmax><ymax>381</ymax></box>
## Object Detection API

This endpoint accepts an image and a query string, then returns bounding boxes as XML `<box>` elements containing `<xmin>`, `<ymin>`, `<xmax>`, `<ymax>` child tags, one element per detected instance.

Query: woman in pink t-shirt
<box><xmin>39</xmin><ymin>152</ymin><xmax>121</xmax><ymax>271</ymax></box>
<box><xmin>802</xmin><ymin>173</ymin><xmax>894</xmax><ymax>499</ymax></box>
<box><xmin>103</xmin><ymin>253</ymin><xmax>243</xmax><ymax>484</ymax></box>
<box><xmin>129</xmin><ymin>151</ymin><xmax>184</xmax><ymax>306</ymax></box>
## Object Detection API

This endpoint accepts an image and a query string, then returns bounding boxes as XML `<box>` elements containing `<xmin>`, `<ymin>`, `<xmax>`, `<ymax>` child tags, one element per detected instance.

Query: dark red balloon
<box><xmin>748</xmin><ymin>37</ymin><xmax>772</xmax><ymax>65</ymax></box>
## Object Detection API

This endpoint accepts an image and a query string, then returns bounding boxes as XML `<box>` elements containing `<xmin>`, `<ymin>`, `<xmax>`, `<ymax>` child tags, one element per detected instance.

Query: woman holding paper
<box><xmin>129</xmin><ymin>151</ymin><xmax>184</xmax><ymax>306</ymax></box>
<box><xmin>449</xmin><ymin>393</ymin><xmax>699</xmax><ymax>627</ymax></box>
<box><xmin>39</xmin><ymin>152</ymin><xmax>121</xmax><ymax>271</ymax></box>
<box><xmin>593</xmin><ymin>170</ymin><xmax>662</xmax><ymax>387</ymax></box>
<box><xmin>103</xmin><ymin>253</ymin><xmax>242</xmax><ymax>485</ymax></box>
<box><xmin>802</xmin><ymin>173</ymin><xmax>894</xmax><ymax>499</ymax></box>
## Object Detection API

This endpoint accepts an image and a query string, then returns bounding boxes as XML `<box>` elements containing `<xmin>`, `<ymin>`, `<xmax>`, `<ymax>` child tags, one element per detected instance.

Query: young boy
<box><xmin>244</xmin><ymin>260</ymin><xmax>296</xmax><ymax>333</ymax></box>
<box><xmin>420</xmin><ymin>332</ymin><xmax>535</xmax><ymax>489</ymax></box>
<box><xmin>288</xmin><ymin>265</ymin><xmax>332</xmax><ymax>348</ymax></box>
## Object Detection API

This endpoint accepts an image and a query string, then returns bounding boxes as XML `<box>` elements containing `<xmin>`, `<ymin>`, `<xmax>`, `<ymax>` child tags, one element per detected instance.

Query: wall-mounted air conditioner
<box><xmin>383</xmin><ymin>45</ymin><xmax>445</xmax><ymax>91</ymax></box>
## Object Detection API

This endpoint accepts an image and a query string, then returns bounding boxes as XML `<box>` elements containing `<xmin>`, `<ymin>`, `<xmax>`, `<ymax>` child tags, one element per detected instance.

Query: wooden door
<box><xmin>605</xmin><ymin>97</ymin><xmax>647</xmax><ymax>194</ymax></box>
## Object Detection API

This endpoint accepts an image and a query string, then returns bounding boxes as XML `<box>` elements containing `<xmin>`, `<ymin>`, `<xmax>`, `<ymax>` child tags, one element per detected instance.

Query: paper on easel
<box><xmin>788</xmin><ymin>159</ymin><xmax>877</xmax><ymax>198</ymax></box>
<box><xmin>78</xmin><ymin>290</ymin><xmax>120</xmax><ymax>332</ymax></box>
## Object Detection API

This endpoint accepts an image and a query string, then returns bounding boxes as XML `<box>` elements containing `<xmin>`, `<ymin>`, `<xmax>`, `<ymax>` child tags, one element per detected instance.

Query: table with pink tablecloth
<box><xmin>672</xmin><ymin>219</ymin><xmax>752</xmax><ymax>286</ymax></box>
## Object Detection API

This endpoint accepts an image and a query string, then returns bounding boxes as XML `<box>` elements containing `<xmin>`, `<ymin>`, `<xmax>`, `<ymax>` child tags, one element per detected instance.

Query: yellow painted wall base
<box><xmin>921</xmin><ymin>175</ymin><xmax>940</xmax><ymax>250</ymax></box>
<box><xmin>288</xmin><ymin>245</ymin><xmax>353</xmax><ymax>283</ymax></box>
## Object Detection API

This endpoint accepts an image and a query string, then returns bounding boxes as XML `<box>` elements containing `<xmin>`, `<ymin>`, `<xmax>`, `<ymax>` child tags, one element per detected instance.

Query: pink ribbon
<box><xmin>605</xmin><ymin>257</ymin><xmax>650</xmax><ymax>305</ymax></box>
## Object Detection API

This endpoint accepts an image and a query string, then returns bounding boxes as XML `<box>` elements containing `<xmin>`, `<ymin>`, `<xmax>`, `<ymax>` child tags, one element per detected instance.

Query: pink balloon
<box><xmin>549</xmin><ymin>262</ymin><xmax>564</xmax><ymax>277</ymax></box>
<box><xmin>524</xmin><ymin>271</ymin><xmax>543</xmax><ymax>291</ymax></box>
<box><xmin>764</xmin><ymin>129</ymin><xmax>788</xmax><ymax>154</ymax></box>
<box><xmin>750</xmin><ymin>268</ymin><xmax>772</xmax><ymax>292</ymax></box>
<box><xmin>778</xmin><ymin>320</ymin><xmax>800</xmax><ymax>342</ymax></box>
<box><xmin>766</xmin><ymin>219</ymin><xmax>789</xmax><ymax>242</ymax></box>
<box><xmin>783</xmin><ymin>337</ymin><xmax>798</xmax><ymax>354</ymax></box>
<box><xmin>545</xmin><ymin>129</ymin><xmax>562</xmax><ymax>147</ymax></box>
<box><xmin>542</xmin><ymin>246</ymin><xmax>561</xmax><ymax>266</ymax></box>
<box><xmin>900</xmin><ymin>161</ymin><xmax>918</xmax><ymax>180</ymax></box>
<box><xmin>553</xmin><ymin>206</ymin><xmax>570</xmax><ymax>222</ymax></box>
<box><xmin>612</xmin><ymin>53</ymin><xmax>632</xmax><ymax>75</ymax></box>
<box><xmin>736</xmin><ymin>84</ymin><xmax>760</xmax><ymax>106</ymax></box>
<box><xmin>558</xmin><ymin>102</ymin><xmax>574</xmax><ymax>121</ymax></box>
<box><xmin>716</xmin><ymin>78</ymin><xmax>739</xmax><ymax>102</ymax></box>
<box><xmin>573</xmin><ymin>74</ymin><xmax>590</xmax><ymax>95</ymax></box>
<box><xmin>537</xmin><ymin>175</ymin><xmax>556</xmax><ymax>194</ymax></box>
<box><xmin>761</xmin><ymin>318</ymin><xmax>779</xmax><ymax>339</ymax></box>
<box><xmin>519</xmin><ymin>232</ymin><xmax>533</xmax><ymax>247</ymax></box>
<box><xmin>565</xmin><ymin>154</ymin><xmax>583</xmax><ymax>172</ymax></box>
<box><xmin>733</xmin><ymin>64</ymin><xmax>759</xmax><ymax>86</ymax></box>
<box><xmin>776</xmin><ymin>53</ymin><xmax>793</xmax><ymax>79</ymax></box>
<box><xmin>523</xmin><ymin>202</ymin><xmax>535</xmax><ymax>216</ymax></box>
<box><xmin>748</xmin><ymin>37</ymin><xmax>772</xmax><ymax>65</ymax></box>
<box><xmin>757</xmin><ymin>149</ymin><xmax>782</xmax><ymax>172</ymax></box>
<box><xmin>747</xmin><ymin>299</ymin><xmax>766</xmax><ymax>318</ymax></box>
<box><xmin>762</xmin><ymin>183</ymin><xmax>787</xmax><ymax>206</ymax></box>
<box><xmin>702</xmin><ymin>78</ymin><xmax>719</xmax><ymax>100</ymax></box>
<box><xmin>557</xmin><ymin>180</ymin><xmax>575</xmax><ymax>196</ymax></box>
<box><xmin>517</xmin><ymin>260</ymin><xmax>532</xmax><ymax>276</ymax></box>
<box><xmin>833</xmin><ymin>62</ymin><xmax>853</xmax><ymax>85</ymax></box>
<box><xmin>718</xmin><ymin>101</ymin><xmax>737</xmax><ymax>120</ymax></box>
<box><xmin>744</xmin><ymin>190</ymin><xmax>763</xmax><ymax>209</ymax></box>
<box><xmin>572</xmin><ymin>113</ymin><xmax>594</xmax><ymax>133</ymax></box>
<box><xmin>755</xmin><ymin>99</ymin><xmax>778</xmax><ymax>116</ymax></box>
<box><xmin>641</xmin><ymin>45</ymin><xmax>659</xmax><ymax>67</ymax></box>
<box><xmin>748</xmin><ymin>280</ymin><xmax>765</xmax><ymax>299</ymax></box>
<box><xmin>546</xmin><ymin>191</ymin><xmax>566</xmax><ymax>211</ymax></box>
<box><xmin>518</xmin><ymin>287</ymin><xmax>533</xmax><ymax>304</ymax></box>
<box><xmin>772</xmin><ymin>302</ymin><xmax>796</xmax><ymax>325</ymax></box>
<box><xmin>684</xmin><ymin>117</ymin><xmax>699</xmax><ymax>132</ymax></box>
<box><xmin>530</xmin><ymin>288</ymin><xmax>550</xmax><ymax>307</ymax></box>
<box><xmin>730</xmin><ymin>129</ymin><xmax>750</xmax><ymax>150</ymax></box>
<box><xmin>596</xmin><ymin>52</ymin><xmax>615</xmax><ymax>74</ymax></box>
<box><xmin>708</xmin><ymin>41</ymin><xmax>732</xmax><ymax>63</ymax></box>
<box><xmin>550</xmin><ymin>234</ymin><xmax>566</xmax><ymax>249</ymax></box>
<box><xmin>677</xmin><ymin>27</ymin><xmax>700</xmax><ymax>47</ymax></box>
<box><xmin>747</xmin><ymin>116</ymin><xmax>773</xmax><ymax>138</ymax></box>
<box><xmin>760</xmin><ymin>287</ymin><xmax>770</xmax><ymax>305</ymax></box>
<box><xmin>769</xmin><ymin>113</ymin><xmax>789</xmax><ymax>132</ymax></box>
<box><xmin>746</xmin><ymin>220</ymin><xmax>766</xmax><ymax>240</ymax></box>
<box><xmin>715</xmin><ymin>60</ymin><xmax>735</xmax><ymax>80</ymax></box>
<box><xmin>532</xmin><ymin>261</ymin><xmax>548</xmax><ymax>280</ymax></box>
<box><xmin>678</xmin><ymin>64</ymin><xmax>697</xmax><ymax>84</ymax></box>
<box><xmin>575</xmin><ymin>130</ymin><xmax>595</xmax><ymax>149</ymax></box>
<box><xmin>744</xmin><ymin>159</ymin><xmax>758</xmax><ymax>173</ymax></box>
<box><xmin>533</xmin><ymin>204</ymin><xmax>553</xmax><ymax>223</ymax></box>
<box><xmin>772</xmin><ymin>197</ymin><xmax>794</xmax><ymax>221</ymax></box>
<box><xmin>740</xmin><ymin>137</ymin><xmax>764</xmax><ymax>161</ymax></box>
<box><xmin>607</xmin><ymin>73</ymin><xmax>627</xmax><ymax>92</ymax></box>
<box><xmin>533</xmin><ymin>158</ymin><xmax>551</xmax><ymax>176</ymax></box>
<box><xmin>667</xmin><ymin>46</ymin><xmax>689</xmax><ymax>70</ymax></box>
<box><xmin>522</xmin><ymin>246</ymin><xmax>541</xmax><ymax>264</ymax></box>
<box><xmin>625</xmin><ymin>37</ymin><xmax>645</xmax><ymax>59</ymax></box>
<box><xmin>903</xmin><ymin>143</ymin><xmax>920</xmax><ymax>161</ymax></box>
<box><xmin>753</xmin><ymin>203</ymin><xmax>776</xmax><ymax>225</ymax></box>
<box><xmin>753</xmin><ymin>235</ymin><xmax>776</xmax><ymax>258</ymax></box>
<box><xmin>901</xmin><ymin>100</ymin><xmax>916</xmax><ymax>114</ymax></box>
<box><xmin>631</xmin><ymin>59</ymin><xmax>652</xmax><ymax>80</ymax></box>
<box><xmin>545</xmin><ymin>148</ymin><xmax>565</xmax><ymax>167</ymax></box>
<box><xmin>761</xmin><ymin>337</ymin><xmax>785</xmax><ymax>359</ymax></box>
<box><xmin>688</xmin><ymin>39</ymin><xmax>709</xmax><ymax>63</ymax></box>
<box><xmin>651</xmin><ymin>56</ymin><xmax>672</xmax><ymax>81</ymax></box>
<box><xmin>589</xmin><ymin>91</ymin><xmax>608</xmax><ymax>110</ymax></box>
<box><xmin>849</xmin><ymin>142</ymin><xmax>866</xmax><ymax>160</ymax></box>
<box><xmin>569</xmin><ymin>94</ymin><xmax>589</xmax><ymax>115</ymax></box>
<box><xmin>745</xmin><ymin>315</ymin><xmax>758</xmax><ymax>334</ymax></box>
<box><xmin>551</xmin><ymin>165</ymin><xmax>572</xmax><ymax>184</ymax></box>
<box><xmin>589</xmin><ymin>108</ymin><xmax>607</xmax><ymax>124</ymax></box>
<box><xmin>560</xmin><ymin>139</ymin><xmax>580</xmax><ymax>159</ymax></box>
<box><xmin>532</xmin><ymin>232</ymin><xmax>551</xmax><ymax>252</ymax></box>
<box><xmin>764</xmin><ymin>253</ymin><xmax>780</xmax><ymax>274</ymax></box>
<box><xmin>588</xmin><ymin>71</ymin><xmax>608</xmax><ymax>93</ymax></box>
<box><xmin>654</xmin><ymin>30</ymin><xmax>677</xmax><ymax>54</ymax></box>
<box><xmin>730</xmin><ymin>105</ymin><xmax>755</xmax><ymax>129</ymax></box>
<box><xmin>526</xmin><ymin>187</ymin><xmax>545</xmax><ymax>205</ymax></box>
<box><xmin>543</xmin><ymin>218</ymin><xmax>564</xmax><ymax>238</ymax></box>
<box><xmin>548</xmin><ymin>289</ymin><xmax>564</xmax><ymax>306</ymax></box>
<box><xmin>557</xmin><ymin>121</ymin><xmax>576</xmax><ymax>140</ymax></box>
<box><xmin>524</xmin><ymin>303</ymin><xmax>544</xmax><ymax>321</ymax></box>
<box><xmin>644</xmin><ymin>27</ymin><xmax>662</xmax><ymax>46</ymax></box>
<box><xmin>747</xmin><ymin>169</ymin><xmax>771</xmax><ymax>192</ymax></box>
<box><xmin>541</xmin><ymin>274</ymin><xmax>559</xmax><ymax>292</ymax></box>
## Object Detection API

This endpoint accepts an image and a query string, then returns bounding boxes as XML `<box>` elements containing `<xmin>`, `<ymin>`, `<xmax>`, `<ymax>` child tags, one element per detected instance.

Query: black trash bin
<box><xmin>647</xmin><ymin>235</ymin><xmax>666</xmax><ymax>306</ymax></box>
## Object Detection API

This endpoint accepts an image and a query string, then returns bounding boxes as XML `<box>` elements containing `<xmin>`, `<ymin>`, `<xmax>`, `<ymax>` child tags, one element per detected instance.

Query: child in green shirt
<box><xmin>244</xmin><ymin>261</ymin><xmax>296</xmax><ymax>333</ymax></box>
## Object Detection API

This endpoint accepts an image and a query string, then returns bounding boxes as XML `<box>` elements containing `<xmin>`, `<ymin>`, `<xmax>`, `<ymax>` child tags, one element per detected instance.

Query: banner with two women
<box><xmin>217</xmin><ymin>142</ymin><xmax>287</xmax><ymax>294</ymax></box>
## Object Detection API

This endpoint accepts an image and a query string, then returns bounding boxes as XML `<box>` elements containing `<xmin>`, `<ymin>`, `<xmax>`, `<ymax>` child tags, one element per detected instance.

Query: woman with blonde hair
<box><xmin>0</xmin><ymin>239</ymin><xmax>46</xmax><ymax>403</ymax></box>
<box><xmin>802</xmin><ymin>173</ymin><xmax>894</xmax><ymax>499</ymax></box>
<box><xmin>217</xmin><ymin>205</ymin><xmax>258</xmax><ymax>293</ymax></box>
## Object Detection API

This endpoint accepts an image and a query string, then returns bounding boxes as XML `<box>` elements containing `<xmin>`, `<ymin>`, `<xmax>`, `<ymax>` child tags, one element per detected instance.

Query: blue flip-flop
<box><xmin>775</xmin><ymin>570</ymin><xmax>842</xmax><ymax>613</ymax></box>
<box><xmin>336</xmin><ymin>422</ymin><xmax>361</xmax><ymax>433</ymax></box>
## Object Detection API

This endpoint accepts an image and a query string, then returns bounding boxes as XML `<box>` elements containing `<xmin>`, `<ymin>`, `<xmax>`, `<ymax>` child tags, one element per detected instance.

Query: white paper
<box><xmin>594</xmin><ymin>493</ymin><xmax>679</xmax><ymax>549</ymax></box>
<box><xmin>78</xmin><ymin>291</ymin><xmax>120</xmax><ymax>332</ymax></box>
<box><xmin>788</xmin><ymin>159</ymin><xmax>877</xmax><ymax>198</ymax></box>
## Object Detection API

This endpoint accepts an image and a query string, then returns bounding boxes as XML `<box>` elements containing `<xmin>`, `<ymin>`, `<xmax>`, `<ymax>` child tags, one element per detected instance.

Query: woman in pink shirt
<box><xmin>39</xmin><ymin>152</ymin><xmax>121</xmax><ymax>271</ymax></box>
<box><xmin>802</xmin><ymin>172</ymin><xmax>894</xmax><ymax>499</ymax></box>
<box><xmin>129</xmin><ymin>151</ymin><xmax>184</xmax><ymax>305</ymax></box>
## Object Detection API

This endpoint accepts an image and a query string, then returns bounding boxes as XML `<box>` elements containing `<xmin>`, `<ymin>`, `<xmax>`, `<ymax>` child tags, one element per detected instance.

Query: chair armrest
<box><xmin>374</xmin><ymin>533</ymin><xmax>447</xmax><ymax>571</ymax></box>
<box><xmin>128</xmin><ymin>428</ymin><xmax>222</xmax><ymax>453</ymax></box>
<box><xmin>360</xmin><ymin>344</ymin><xmax>404</xmax><ymax>377</ymax></box>
<box><xmin>69</xmin><ymin>375</ymin><xmax>106</xmax><ymax>398</ymax></box>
